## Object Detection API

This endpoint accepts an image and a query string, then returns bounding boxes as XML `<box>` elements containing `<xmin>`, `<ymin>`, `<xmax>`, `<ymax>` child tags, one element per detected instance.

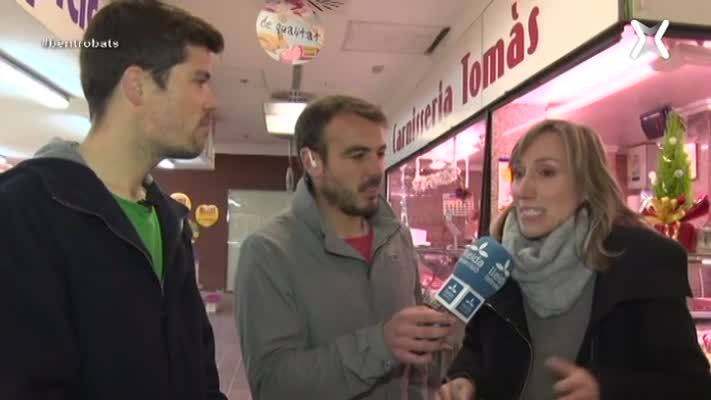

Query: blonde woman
<box><xmin>436</xmin><ymin>120</ymin><xmax>711</xmax><ymax>399</ymax></box>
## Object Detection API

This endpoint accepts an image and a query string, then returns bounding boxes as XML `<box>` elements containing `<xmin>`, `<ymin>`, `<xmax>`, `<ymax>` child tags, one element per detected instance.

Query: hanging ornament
<box><xmin>668</xmin><ymin>136</ymin><xmax>678</xmax><ymax>145</ymax></box>
<box><xmin>307</xmin><ymin>0</ymin><xmax>346</xmax><ymax>12</ymax></box>
<box><xmin>256</xmin><ymin>0</ymin><xmax>325</xmax><ymax>65</ymax></box>
<box><xmin>674</xmin><ymin>169</ymin><xmax>684</xmax><ymax>178</ymax></box>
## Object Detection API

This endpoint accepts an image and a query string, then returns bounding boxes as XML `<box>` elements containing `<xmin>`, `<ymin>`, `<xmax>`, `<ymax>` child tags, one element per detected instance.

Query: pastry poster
<box><xmin>256</xmin><ymin>0</ymin><xmax>324</xmax><ymax>65</ymax></box>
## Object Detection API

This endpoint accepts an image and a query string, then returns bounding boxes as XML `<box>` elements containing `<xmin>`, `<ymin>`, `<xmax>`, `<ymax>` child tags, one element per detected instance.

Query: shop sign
<box><xmin>16</xmin><ymin>0</ymin><xmax>104</xmax><ymax>42</ymax></box>
<box><xmin>386</xmin><ymin>0</ymin><xmax>620</xmax><ymax>167</ymax></box>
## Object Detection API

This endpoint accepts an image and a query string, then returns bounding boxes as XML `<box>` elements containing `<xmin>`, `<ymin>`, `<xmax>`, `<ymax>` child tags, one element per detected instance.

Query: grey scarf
<box><xmin>502</xmin><ymin>209</ymin><xmax>594</xmax><ymax>318</ymax></box>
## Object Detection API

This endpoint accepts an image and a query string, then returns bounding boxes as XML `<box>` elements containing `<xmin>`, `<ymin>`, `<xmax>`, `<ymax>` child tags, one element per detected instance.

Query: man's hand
<box><xmin>384</xmin><ymin>306</ymin><xmax>456</xmax><ymax>365</ymax></box>
<box><xmin>434</xmin><ymin>377</ymin><xmax>476</xmax><ymax>400</ymax></box>
<box><xmin>546</xmin><ymin>356</ymin><xmax>600</xmax><ymax>400</ymax></box>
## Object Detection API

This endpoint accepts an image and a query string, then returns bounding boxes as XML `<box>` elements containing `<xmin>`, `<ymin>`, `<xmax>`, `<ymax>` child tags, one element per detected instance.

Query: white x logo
<box><xmin>630</xmin><ymin>19</ymin><xmax>670</xmax><ymax>60</ymax></box>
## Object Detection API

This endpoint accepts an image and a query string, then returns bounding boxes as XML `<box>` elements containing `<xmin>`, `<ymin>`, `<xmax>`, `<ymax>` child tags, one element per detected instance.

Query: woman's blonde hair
<box><xmin>492</xmin><ymin>119</ymin><xmax>647</xmax><ymax>271</ymax></box>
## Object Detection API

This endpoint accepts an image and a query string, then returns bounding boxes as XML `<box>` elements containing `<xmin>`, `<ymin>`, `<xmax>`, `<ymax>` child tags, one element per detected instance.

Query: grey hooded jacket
<box><xmin>235</xmin><ymin>178</ymin><xmax>425</xmax><ymax>399</ymax></box>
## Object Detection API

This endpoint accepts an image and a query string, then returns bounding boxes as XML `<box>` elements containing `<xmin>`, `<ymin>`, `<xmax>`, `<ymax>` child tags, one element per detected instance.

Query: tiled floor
<box><xmin>207</xmin><ymin>293</ymin><xmax>253</xmax><ymax>400</ymax></box>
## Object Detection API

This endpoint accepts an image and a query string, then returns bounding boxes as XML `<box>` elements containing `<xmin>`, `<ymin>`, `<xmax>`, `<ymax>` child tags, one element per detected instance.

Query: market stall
<box><xmin>384</xmin><ymin>0</ymin><xmax>711</xmax><ymax>364</ymax></box>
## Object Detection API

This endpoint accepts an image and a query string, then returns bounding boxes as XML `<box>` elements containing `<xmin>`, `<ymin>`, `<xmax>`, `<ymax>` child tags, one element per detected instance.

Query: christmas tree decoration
<box><xmin>653</xmin><ymin>111</ymin><xmax>692</xmax><ymax>200</ymax></box>
<box><xmin>642</xmin><ymin>111</ymin><xmax>709</xmax><ymax>252</ymax></box>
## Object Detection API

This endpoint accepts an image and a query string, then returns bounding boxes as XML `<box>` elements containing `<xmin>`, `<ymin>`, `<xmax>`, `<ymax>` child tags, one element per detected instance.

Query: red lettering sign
<box><xmin>392</xmin><ymin>80</ymin><xmax>454</xmax><ymax>153</ymax></box>
<box><xmin>462</xmin><ymin>2</ymin><xmax>540</xmax><ymax>105</ymax></box>
<box><xmin>392</xmin><ymin>2</ymin><xmax>540</xmax><ymax>156</ymax></box>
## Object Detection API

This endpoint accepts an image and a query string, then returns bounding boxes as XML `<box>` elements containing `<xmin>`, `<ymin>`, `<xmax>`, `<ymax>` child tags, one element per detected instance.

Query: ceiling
<box><xmin>0</xmin><ymin>0</ymin><xmax>486</xmax><ymax>164</ymax></box>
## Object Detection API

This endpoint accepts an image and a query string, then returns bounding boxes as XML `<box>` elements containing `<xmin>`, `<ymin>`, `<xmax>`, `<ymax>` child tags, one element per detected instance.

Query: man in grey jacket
<box><xmin>235</xmin><ymin>95</ymin><xmax>456</xmax><ymax>399</ymax></box>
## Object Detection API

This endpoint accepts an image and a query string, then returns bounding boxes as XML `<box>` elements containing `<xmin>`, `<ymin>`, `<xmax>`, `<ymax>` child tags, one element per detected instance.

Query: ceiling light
<box><xmin>424</xmin><ymin>126</ymin><xmax>484</xmax><ymax>162</ymax></box>
<box><xmin>264</xmin><ymin>102</ymin><xmax>307</xmax><ymax>135</ymax></box>
<box><xmin>158</xmin><ymin>159</ymin><xmax>175</xmax><ymax>169</ymax></box>
<box><xmin>0</xmin><ymin>53</ymin><xmax>69</xmax><ymax>109</ymax></box>
<box><xmin>514</xmin><ymin>25</ymin><xmax>660</xmax><ymax>118</ymax></box>
<box><xmin>546</xmin><ymin>65</ymin><xmax>655</xmax><ymax>117</ymax></box>
<box><xmin>545</xmin><ymin>28</ymin><xmax>658</xmax><ymax>105</ymax></box>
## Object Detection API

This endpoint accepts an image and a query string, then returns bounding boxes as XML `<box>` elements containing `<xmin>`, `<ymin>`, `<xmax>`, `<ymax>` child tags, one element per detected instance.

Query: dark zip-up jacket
<box><xmin>447</xmin><ymin>223</ymin><xmax>711</xmax><ymax>399</ymax></box>
<box><xmin>0</xmin><ymin>140</ymin><xmax>225</xmax><ymax>400</ymax></box>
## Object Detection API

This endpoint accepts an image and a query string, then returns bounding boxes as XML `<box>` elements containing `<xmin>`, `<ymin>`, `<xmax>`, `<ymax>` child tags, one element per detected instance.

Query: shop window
<box><xmin>491</xmin><ymin>27</ymin><xmax>711</xmax><ymax>221</ymax></box>
<box><xmin>489</xmin><ymin>26</ymin><xmax>711</xmax><ymax>348</ymax></box>
<box><xmin>226</xmin><ymin>190</ymin><xmax>293</xmax><ymax>292</ymax></box>
<box><xmin>387</xmin><ymin>119</ymin><xmax>487</xmax><ymax>295</ymax></box>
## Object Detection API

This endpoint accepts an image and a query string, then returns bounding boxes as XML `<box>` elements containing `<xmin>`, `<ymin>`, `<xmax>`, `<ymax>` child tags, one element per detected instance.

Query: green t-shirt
<box><xmin>113</xmin><ymin>195</ymin><xmax>164</xmax><ymax>281</ymax></box>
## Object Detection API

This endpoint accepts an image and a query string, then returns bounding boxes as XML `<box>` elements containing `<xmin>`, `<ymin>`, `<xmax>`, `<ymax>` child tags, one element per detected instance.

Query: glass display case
<box><xmin>387</xmin><ymin>118</ymin><xmax>488</xmax><ymax>390</ymax></box>
<box><xmin>387</xmin><ymin>118</ymin><xmax>488</xmax><ymax>301</ymax></box>
<box><xmin>488</xmin><ymin>29</ymin><xmax>711</xmax><ymax>227</ymax></box>
<box><xmin>488</xmin><ymin>27</ymin><xmax>711</xmax><ymax>358</ymax></box>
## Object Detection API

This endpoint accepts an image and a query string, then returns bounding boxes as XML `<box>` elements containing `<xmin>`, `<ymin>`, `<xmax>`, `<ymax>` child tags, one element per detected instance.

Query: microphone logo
<box><xmin>471</xmin><ymin>242</ymin><xmax>489</xmax><ymax>258</ymax></box>
<box><xmin>495</xmin><ymin>259</ymin><xmax>512</xmax><ymax>278</ymax></box>
<box><xmin>630</xmin><ymin>19</ymin><xmax>670</xmax><ymax>60</ymax></box>
<box><xmin>461</xmin><ymin>241</ymin><xmax>489</xmax><ymax>273</ymax></box>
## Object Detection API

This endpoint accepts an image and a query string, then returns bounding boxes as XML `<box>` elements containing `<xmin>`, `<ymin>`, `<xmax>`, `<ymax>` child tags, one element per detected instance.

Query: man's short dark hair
<box><xmin>294</xmin><ymin>95</ymin><xmax>387</xmax><ymax>164</ymax></box>
<box><xmin>80</xmin><ymin>0</ymin><xmax>224</xmax><ymax>123</ymax></box>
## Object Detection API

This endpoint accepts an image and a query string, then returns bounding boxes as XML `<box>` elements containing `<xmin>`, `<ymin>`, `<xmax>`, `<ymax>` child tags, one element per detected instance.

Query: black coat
<box><xmin>447</xmin><ymin>224</ymin><xmax>711</xmax><ymax>399</ymax></box>
<box><xmin>0</xmin><ymin>158</ymin><xmax>226</xmax><ymax>400</ymax></box>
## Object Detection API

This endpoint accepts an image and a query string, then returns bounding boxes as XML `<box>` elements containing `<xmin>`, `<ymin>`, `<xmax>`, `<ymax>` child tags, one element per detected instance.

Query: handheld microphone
<box><xmin>429</xmin><ymin>236</ymin><xmax>514</xmax><ymax>323</ymax></box>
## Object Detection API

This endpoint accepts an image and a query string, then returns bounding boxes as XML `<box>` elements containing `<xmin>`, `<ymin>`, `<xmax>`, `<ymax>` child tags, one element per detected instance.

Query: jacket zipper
<box><xmin>368</xmin><ymin>226</ymin><xmax>402</xmax><ymax>275</ymax></box>
<box><xmin>485</xmin><ymin>303</ymin><xmax>532</xmax><ymax>400</ymax></box>
<box><xmin>53</xmin><ymin>197</ymin><xmax>164</xmax><ymax>296</ymax></box>
<box><xmin>588</xmin><ymin>334</ymin><xmax>597</xmax><ymax>362</ymax></box>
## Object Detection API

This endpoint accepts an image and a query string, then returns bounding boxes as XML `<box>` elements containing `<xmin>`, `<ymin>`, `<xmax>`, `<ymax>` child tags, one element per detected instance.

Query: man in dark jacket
<box><xmin>0</xmin><ymin>1</ymin><xmax>226</xmax><ymax>399</ymax></box>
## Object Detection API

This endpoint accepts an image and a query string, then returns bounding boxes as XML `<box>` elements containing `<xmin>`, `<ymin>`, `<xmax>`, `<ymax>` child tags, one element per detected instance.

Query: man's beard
<box><xmin>157</xmin><ymin>135</ymin><xmax>204</xmax><ymax>160</ymax></box>
<box><xmin>319</xmin><ymin>174</ymin><xmax>381</xmax><ymax>217</ymax></box>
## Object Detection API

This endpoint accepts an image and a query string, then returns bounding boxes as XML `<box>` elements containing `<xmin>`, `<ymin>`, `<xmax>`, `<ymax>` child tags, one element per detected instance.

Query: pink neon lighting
<box><xmin>423</xmin><ymin>122</ymin><xmax>485</xmax><ymax>162</ymax></box>
<box><xmin>501</xmin><ymin>118</ymin><xmax>544</xmax><ymax>137</ymax></box>
<box><xmin>546</xmin><ymin>66</ymin><xmax>655</xmax><ymax>116</ymax></box>
<box><xmin>511</xmin><ymin>25</ymin><xmax>660</xmax><ymax>119</ymax></box>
